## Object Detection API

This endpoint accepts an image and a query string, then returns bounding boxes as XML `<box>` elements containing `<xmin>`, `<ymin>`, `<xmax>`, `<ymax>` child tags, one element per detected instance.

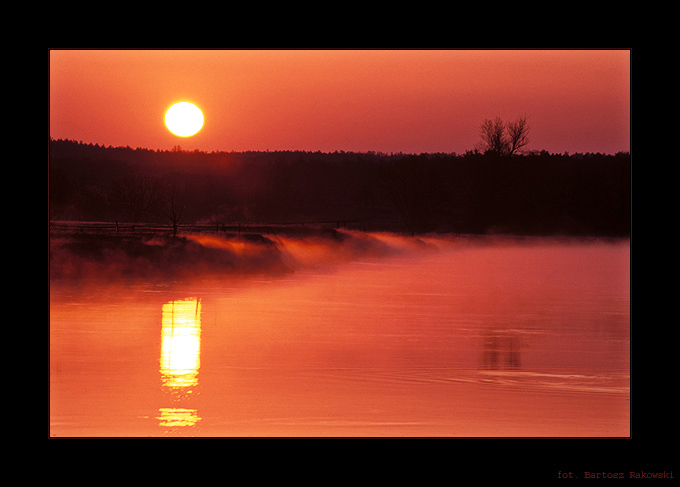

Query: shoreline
<box><xmin>49</xmin><ymin>227</ymin><xmax>630</xmax><ymax>283</ymax></box>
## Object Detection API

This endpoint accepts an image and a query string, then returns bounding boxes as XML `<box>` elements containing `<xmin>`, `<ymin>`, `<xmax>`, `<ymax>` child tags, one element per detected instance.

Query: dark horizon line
<box><xmin>49</xmin><ymin>137</ymin><xmax>631</xmax><ymax>158</ymax></box>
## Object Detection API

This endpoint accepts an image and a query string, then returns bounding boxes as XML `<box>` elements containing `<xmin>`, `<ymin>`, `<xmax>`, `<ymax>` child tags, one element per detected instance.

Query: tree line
<box><xmin>48</xmin><ymin>137</ymin><xmax>631</xmax><ymax>237</ymax></box>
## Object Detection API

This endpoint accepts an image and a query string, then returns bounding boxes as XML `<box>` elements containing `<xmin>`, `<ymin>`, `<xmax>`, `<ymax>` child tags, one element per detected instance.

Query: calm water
<box><xmin>49</xmin><ymin>235</ymin><xmax>630</xmax><ymax>437</ymax></box>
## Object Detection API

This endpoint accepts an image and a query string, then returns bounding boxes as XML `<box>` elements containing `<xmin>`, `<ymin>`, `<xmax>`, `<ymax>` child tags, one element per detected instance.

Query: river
<box><xmin>49</xmin><ymin>234</ymin><xmax>630</xmax><ymax>437</ymax></box>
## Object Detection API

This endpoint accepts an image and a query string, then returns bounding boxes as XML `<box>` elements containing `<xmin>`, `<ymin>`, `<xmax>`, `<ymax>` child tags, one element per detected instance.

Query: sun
<box><xmin>165</xmin><ymin>102</ymin><xmax>204</xmax><ymax>137</ymax></box>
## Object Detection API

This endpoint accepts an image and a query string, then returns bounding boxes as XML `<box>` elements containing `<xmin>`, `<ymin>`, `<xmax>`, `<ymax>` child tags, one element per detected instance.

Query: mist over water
<box><xmin>50</xmin><ymin>232</ymin><xmax>630</xmax><ymax>437</ymax></box>
<box><xmin>49</xmin><ymin>227</ymin><xmax>446</xmax><ymax>284</ymax></box>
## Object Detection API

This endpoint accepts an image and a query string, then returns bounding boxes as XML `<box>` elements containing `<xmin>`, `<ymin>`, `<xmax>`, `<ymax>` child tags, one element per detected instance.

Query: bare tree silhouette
<box><xmin>166</xmin><ymin>182</ymin><xmax>185</xmax><ymax>237</ymax></box>
<box><xmin>110</xmin><ymin>174</ymin><xmax>164</xmax><ymax>223</ymax></box>
<box><xmin>506</xmin><ymin>114</ymin><xmax>530</xmax><ymax>156</ymax></box>
<box><xmin>479</xmin><ymin>114</ymin><xmax>530</xmax><ymax>157</ymax></box>
<box><xmin>479</xmin><ymin>117</ymin><xmax>507</xmax><ymax>157</ymax></box>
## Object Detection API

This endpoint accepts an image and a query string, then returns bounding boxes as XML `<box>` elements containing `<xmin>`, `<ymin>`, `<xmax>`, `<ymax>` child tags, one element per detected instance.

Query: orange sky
<box><xmin>49</xmin><ymin>49</ymin><xmax>630</xmax><ymax>154</ymax></box>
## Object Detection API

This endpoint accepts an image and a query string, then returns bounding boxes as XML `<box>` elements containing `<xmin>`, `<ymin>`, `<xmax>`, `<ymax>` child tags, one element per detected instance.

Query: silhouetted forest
<box><xmin>49</xmin><ymin>138</ymin><xmax>631</xmax><ymax>237</ymax></box>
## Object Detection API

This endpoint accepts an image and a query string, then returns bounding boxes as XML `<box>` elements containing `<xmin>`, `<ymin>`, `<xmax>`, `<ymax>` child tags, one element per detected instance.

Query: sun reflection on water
<box><xmin>158</xmin><ymin>298</ymin><xmax>202</xmax><ymax>429</ymax></box>
<box><xmin>157</xmin><ymin>407</ymin><xmax>201</xmax><ymax>428</ymax></box>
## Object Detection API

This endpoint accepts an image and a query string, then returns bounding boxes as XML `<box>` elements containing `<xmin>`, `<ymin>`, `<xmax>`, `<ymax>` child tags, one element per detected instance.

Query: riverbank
<box><xmin>49</xmin><ymin>226</ymin><xmax>629</xmax><ymax>283</ymax></box>
<box><xmin>49</xmin><ymin>226</ymin><xmax>400</xmax><ymax>282</ymax></box>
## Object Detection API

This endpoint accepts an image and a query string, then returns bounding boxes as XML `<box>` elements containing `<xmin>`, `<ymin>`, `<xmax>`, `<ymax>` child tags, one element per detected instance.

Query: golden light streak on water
<box><xmin>157</xmin><ymin>407</ymin><xmax>201</xmax><ymax>428</ymax></box>
<box><xmin>159</xmin><ymin>298</ymin><xmax>202</xmax><ymax>428</ymax></box>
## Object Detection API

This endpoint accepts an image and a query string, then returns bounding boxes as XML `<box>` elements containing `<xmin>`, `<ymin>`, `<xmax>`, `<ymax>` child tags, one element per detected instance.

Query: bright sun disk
<box><xmin>165</xmin><ymin>102</ymin><xmax>204</xmax><ymax>137</ymax></box>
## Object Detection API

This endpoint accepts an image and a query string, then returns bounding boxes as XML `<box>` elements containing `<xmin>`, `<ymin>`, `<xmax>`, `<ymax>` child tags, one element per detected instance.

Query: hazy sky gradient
<box><xmin>49</xmin><ymin>49</ymin><xmax>630</xmax><ymax>154</ymax></box>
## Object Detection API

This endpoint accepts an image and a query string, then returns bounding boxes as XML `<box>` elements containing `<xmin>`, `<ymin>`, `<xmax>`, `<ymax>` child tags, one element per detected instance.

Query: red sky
<box><xmin>49</xmin><ymin>49</ymin><xmax>630</xmax><ymax>155</ymax></box>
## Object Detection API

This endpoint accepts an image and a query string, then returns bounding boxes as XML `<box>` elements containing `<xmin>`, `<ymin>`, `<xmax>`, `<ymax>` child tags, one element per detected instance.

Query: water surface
<box><xmin>50</xmin><ymin>235</ymin><xmax>630</xmax><ymax>437</ymax></box>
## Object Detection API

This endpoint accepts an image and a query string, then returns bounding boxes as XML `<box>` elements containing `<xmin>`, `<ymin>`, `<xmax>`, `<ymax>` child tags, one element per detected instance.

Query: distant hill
<box><xmin>49</xmin><ymin>138</ymin><xmax>631</xmax><ymax>237</ymax></box>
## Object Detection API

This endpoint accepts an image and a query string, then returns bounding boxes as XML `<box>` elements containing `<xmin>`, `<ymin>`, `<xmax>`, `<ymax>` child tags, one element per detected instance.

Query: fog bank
<box><xmin>49</xmin><ymin>228</ymin><xmax>443</xmax><ymax>282</ymax></box>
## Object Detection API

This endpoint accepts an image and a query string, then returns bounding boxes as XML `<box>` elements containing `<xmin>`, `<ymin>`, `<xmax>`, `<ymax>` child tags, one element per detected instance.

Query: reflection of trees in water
<box><xmin>480</xmin><ymin>329</ymin><xmax>522</xmax><ymax>370</ymax></box>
